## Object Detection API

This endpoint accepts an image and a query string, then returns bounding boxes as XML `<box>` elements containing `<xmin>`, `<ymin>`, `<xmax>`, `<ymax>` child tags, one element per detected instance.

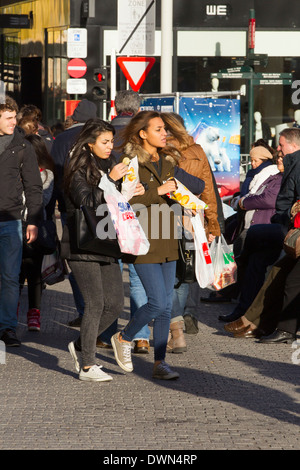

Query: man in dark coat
<box><xmin>110</xmin><ymin>89</ymin><xmax>141</xmax><ymax>162</ymax></box>
<box><xmin>0</xmin><ymin>96</ymin><xmax>43</xmax><ymax>346</ymax></box>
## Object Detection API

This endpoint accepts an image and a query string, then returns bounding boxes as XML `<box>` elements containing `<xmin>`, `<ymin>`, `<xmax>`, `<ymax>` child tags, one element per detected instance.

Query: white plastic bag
<box><xmin>121</xmin><ymin>156</ymin><xmax>140</xmax><ymax>201</ymax></box>
<box><xmin>222</xmin><ymin>201</ymin><xmax>236</xmax><ymax>220</ymax></box>
<box><xmin>99</xmin><ymin>174</ymin><xmax>150</xmax><ymax>256</ymax></box>
<box><xmin>191</xmin><ymin>213</ymin><xmax>214</xmax><ymax>288</ymax></box>
<box><xmin>208</xmin><ymin>235</ymin><xmax>237</xmax><ymax>290</ymax></box>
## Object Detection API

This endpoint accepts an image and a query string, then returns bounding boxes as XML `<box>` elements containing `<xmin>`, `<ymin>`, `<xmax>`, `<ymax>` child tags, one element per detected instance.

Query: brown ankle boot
<box><xmin>166</xmin><ymin>330</ymin><xmax>173</xmax><ymax>353</ymax></box>
<box><xmin>167</xmin><ymin>320</ymin><xmax>187</xmax><ymax>353</ymax></box>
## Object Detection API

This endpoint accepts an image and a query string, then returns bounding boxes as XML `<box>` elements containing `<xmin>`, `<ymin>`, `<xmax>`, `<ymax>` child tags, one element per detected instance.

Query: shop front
<box><xmin>0</xmin><ymin>0</ymin><xmax>299</xmax><ymax>135</ymax></box>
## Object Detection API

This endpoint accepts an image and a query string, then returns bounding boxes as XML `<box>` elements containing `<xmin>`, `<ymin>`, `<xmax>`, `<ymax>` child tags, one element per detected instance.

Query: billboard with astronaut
<box><xmin>179</xmin><ymin>97</ymin><xmax>241</xmax><ymax>199</ymax></box>
<box><xmin>140</xmin><ymin>95</ymin><xmax>241</xmax><ymax>199</ymax></box>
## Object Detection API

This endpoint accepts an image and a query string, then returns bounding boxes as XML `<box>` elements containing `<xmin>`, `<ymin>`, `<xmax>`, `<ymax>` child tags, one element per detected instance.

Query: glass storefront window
<box><xmin>46</xmin><ymin>27</ymin><xmax>68</xmax><ymax>126</ymax></box>
<box><xmin>176</xmin><ymin>56</ymin><xmax>298</xmax><ymax>151</ymax></box>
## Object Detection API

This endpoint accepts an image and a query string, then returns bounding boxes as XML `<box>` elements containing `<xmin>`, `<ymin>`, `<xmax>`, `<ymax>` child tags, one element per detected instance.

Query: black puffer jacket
<box><xmin>271</xmin><ymin>149</ymin><xmax>300</xmax><ymax>230</ymax></box>
<box><xmin>60</xmin><ymin>153</ymin><xmax>120</xmax><ymax>263</ymax></box>
<box><xmin>0</xmin><ymin>127</ymin><xmax>43</xmax><ymax>224</ymax></box>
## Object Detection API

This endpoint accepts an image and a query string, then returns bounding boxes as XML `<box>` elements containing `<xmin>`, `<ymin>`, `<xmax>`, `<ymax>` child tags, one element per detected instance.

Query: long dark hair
<box><xmin>64</xmin><ymin>118</ymin><xmax>115</xmax><ymax>194</ymax></box>
<box><xmin>25</xmin><ymin>134</ymin><xmax>55</xmax><ymax>179</ymax></box>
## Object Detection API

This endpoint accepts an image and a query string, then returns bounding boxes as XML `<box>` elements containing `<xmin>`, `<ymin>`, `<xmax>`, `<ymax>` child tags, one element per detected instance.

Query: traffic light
<box><xmin>92</xmin><ymin>67</ymin><xmax>108</xmax><ymax>100</ymax></box>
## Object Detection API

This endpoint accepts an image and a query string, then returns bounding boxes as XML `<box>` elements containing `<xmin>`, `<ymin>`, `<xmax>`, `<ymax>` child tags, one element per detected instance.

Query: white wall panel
<box><xmin>104</xmin><ymin>30</ymin><xmax>300</xmax><ymax>58</ymax></box>
<box><xmin>177</xmin><ymin>31</ymin><xmax>246</xmax><ymax>56</ymax></box>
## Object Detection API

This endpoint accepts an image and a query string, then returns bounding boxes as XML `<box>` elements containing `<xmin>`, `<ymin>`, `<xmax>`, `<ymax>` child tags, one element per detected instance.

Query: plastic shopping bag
<box><xmin>121</xmin><ymin>156</ymin><xmax>140</xmax><ymax>201</ymax></box>
<box><xmin>208</xmin><ymin>235</ymin><xmax>237</xmax><ymax>290</ymax></box>
<box><xmin>167</xmin><ymin>178</ymin><xmax>208</xmax><ymax>212</ymax></box>
<box><xmin>191</xmin><ymin>213</ymin><xmax>214</xmax><ymax>288</ymax></box>
<box><xmin>41</xmin><ymin>245</ymin><xmax>67</xmax><ymax>285</ymax></box>
<box><xmin>99</xmin><ymin>174</ymin><xmax>150</xmax><ymax>256</ymax></box>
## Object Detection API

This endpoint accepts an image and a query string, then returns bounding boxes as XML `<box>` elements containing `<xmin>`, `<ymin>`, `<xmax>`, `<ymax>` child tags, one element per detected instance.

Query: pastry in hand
<box><xmin>122</xmin><ymin>157</ymin><xmax>130</xmax><ymax>166</ymax></box>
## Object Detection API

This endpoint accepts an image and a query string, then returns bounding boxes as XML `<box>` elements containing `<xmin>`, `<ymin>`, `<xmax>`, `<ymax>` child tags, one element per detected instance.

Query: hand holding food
<box><xmin>109</xmin><ymin>163</ymin><xmax>128</xmax><ymax>181</ymax></box>
<box><xmin>122</xmin><ymin>157</ymin><xmax>131</xmax><ymax>166</ymax></box>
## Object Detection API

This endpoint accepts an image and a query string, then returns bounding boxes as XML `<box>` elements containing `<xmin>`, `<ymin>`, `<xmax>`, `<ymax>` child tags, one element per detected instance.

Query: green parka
<box><xmin>122</xmin><ymin>143</ymin><xmax>180</xmax><ymax>265</ymax></box>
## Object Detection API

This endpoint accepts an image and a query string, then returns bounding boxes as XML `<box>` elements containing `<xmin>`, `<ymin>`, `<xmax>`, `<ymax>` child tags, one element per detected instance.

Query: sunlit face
<box><xmin>250</xmin><ymin>156</ymin><xmax>264</xmax><ymax>169</ymax></box>
<box><xmin>277</xmin><ymin>136</ymin><xmax>296</xmax><ymax>157</ymax></box>
<box><xmin>139</xmin><ymin>117</ymin><xmax>167</xmax><ymax>153</ymax></box>
<box><xmin>0</xmin><ymin>110</ymin><xmax>16</xmax><ymax>135</ymax></box>
<box><xmin>88</xmin><ymin>131</ymin><xmax>114</xmax><ymax>159</ymax></box>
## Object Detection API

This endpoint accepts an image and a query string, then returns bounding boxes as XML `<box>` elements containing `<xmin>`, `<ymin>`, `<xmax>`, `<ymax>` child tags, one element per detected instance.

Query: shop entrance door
<box><xmin>21</xmin><ymin>57</ymin><xmax>42</xmax><ymax>110</ymax></box>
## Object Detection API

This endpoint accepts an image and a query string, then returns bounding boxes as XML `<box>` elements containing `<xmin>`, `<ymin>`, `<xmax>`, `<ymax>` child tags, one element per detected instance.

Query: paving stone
<box><xmin>0</xmin><ymin>266</ymin><xmax>300</xmax><ymax>451</ymax></box>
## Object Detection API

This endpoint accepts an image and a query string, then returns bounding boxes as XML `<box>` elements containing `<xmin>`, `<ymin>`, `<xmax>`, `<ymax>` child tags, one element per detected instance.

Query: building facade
<box><xmin>0</xmin><ymin>0</ymin><xmax>299</xmax><ymax>147</ymax></box>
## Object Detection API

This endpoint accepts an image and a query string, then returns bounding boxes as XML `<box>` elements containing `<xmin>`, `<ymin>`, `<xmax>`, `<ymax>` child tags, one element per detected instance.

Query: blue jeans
<box><xmin>99</xmin><ymin>262</ymin><xmax>149</xmax><ymax>344</ymax></box>
<box><xmin>171</xmin><ymin>281</ymin><xmax>190</xmax><ymax>321</ymax></box>
<box><xmin>184</xmin><ymin>282</ymin><xmax>202</xmax><ymax>317</ymax></box>
<box><xmin>128</xmin><ymin>263</ymin><xmax>149</xmax><ymax>340</ymax></box>
<box><xmin>0</xmin><ymin>220</ymin><xmax>23</xmax><ymax>334</ymax></box>
<box><xmin>121</xmin><ymin>261</ymin><xmax>176</xmax><ymax>361</ymax></box>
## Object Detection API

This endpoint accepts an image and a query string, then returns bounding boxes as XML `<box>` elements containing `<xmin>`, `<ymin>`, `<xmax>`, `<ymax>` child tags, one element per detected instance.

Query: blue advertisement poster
<box><xmin>179</xmin><ymin>97</ymin><xmax>241</xmax><ymax>198</ymax></box>
<box><xmin>140</xmin><ymin>96</ymin><xmax>175</xmax><ymax>113</ymax></box>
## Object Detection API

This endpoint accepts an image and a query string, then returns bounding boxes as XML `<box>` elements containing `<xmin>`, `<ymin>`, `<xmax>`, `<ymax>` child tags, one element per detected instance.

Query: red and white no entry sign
<box><xmin>67</xmin><ymin>58</ymin><xmax>87</xmax><ymax>78</ymax></box>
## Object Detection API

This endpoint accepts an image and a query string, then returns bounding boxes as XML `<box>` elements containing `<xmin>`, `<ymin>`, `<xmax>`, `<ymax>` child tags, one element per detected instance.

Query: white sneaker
<box><xmin>79</xmin><ymin>365</ymin><xmax>113</xmax><ymax>382</ymax></box>
<box><xmin>68</xmin><ymin>341</ymin><xmax>81</xmax><ymax>373</ymax></box>
<box><xmin>111</xmin><ymin>333</ymin><xmax>133</xmax><ymax>372</ymax></box>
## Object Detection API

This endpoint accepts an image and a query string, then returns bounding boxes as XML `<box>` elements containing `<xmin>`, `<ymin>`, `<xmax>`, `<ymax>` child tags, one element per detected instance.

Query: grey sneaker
<box><xmin>68</xmin><ymin>341</ymin><xmax>82</xmax><ymax>373</ymax></box>
<box><xmin>111</xmin><ymin>333</ymin><xmax>133</xmax><ymax>372</ymax></box>
<box><xmin>79</xmin><ymin>365</ymin><xmax>112</xmax><ymax>382</ymax></box>
<box><xmin>152</xmin><ymin>361</ymin><xmax>179</xmax><ymax>380</ymax></box>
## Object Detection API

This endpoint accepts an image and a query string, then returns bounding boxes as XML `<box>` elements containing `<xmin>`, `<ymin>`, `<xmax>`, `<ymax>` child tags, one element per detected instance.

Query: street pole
<box><xmin>247</xmin><ymin>8</ymin><xmax>255</xmax><ymax>150</ymax></box>
<box><xmin>160</xmin><ymin>0</ymin><xmax>173</xmax><ymax>93</ymax></box>
<box><xmin>110</xmin><ymin>48</ymin><xmax>117</xmax><ymax>120</ymax></box>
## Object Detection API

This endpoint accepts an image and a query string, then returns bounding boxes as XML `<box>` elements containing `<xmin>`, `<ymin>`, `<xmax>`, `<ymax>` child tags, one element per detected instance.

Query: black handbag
<box><xmin>75</xmin><ymin>205</ymin><xmax>122</xmax><ymax>258</ymax></box>
<box><xmin>175</xmin><ymin>228</ymin><xmax>196</xmax><ymax>288</ymax></box>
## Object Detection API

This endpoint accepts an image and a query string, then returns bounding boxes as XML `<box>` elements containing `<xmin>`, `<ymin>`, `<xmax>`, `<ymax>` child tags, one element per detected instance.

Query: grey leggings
<box><xmin>68</xmin><ymin>260</ymin><xmax>124</xmax><ymax>367</ymax></box>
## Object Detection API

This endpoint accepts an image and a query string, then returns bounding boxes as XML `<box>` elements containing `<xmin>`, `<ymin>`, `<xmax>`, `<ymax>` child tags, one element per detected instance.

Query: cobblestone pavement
<box><xmin>1</xmin><ymin>265</ymin><xmax>300</xmax><ymax>452</ymax></box>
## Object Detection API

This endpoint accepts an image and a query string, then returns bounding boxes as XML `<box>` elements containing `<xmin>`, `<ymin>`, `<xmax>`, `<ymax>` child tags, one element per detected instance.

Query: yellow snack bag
<box><xmin>121</xmin><ymin>156</ymin><xmax>140</xmax><ymax>201</ymax></box>
<box><xmin>167</xmin><ymin>178</ymin><xmax>207</xmax><ymax>212</ymax></box>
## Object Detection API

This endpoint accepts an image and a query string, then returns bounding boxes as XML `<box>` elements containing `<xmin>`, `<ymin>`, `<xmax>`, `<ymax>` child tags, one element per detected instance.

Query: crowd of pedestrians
<box><xmin>0</xmin><ymin>91</ymin><xmax>299</xmax><ymax>384</ymax></box>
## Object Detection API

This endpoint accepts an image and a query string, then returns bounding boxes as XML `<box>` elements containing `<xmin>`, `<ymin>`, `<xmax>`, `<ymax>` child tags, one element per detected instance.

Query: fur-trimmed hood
<box><xmin>123</xmin><ymin>142</ymin><xmax>179</xmax><ymax>167</ymax></box>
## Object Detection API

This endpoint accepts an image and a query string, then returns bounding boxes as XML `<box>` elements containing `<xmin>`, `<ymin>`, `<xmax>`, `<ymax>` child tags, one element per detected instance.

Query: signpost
<box><xmin>117</xmin><ymin>0</ymin><xmax>155</xmax><ymax>55</ymax></box>
<box><xmin>66</xmin><ymin>78</ymin><xmax>87</xmax><ymax>95</ymax></box>
<box><xmin>211</xmin><ymin>8</ymin><xmax>293</xmax><ymax>150</ymax></box>
<box><xmin>117</xmin><ymin>56</ymin><xmax>155</xmax><ymax>92</ymax></box>
<box><xmin>67</xmin><ymin>58</ymin><xmax>87</xmax><ymax>79</ymax></box>
<box><xmin>67</xmin><ymin>28</ymin><xmax>88</xmax><ymax>98</ymax></box>
<box><xmin>211</xmin><ymin>67</ymin><xmax>292</xmax><ymax>148</ymax></box>
<box><xmin>67</xmin><ymin>28</ymin><xmax>87</xmax><ymax>59</ymax></box>
<box><xmin>211</xmin><ymin>70</ymin><xmax>292</xmax><ymax>85</ymax></box>
<box><xmin>0</xmin><ymin>14</ymin><xmax>31</xmax><ymax>29</ymax></box>
<box><xmin>112</xmin><ymin>1</ymin><xmax>156</xmax><ymax>117</ymax></box>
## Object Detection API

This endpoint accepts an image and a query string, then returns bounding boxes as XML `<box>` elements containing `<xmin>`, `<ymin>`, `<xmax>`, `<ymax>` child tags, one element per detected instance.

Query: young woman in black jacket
<box><xmin>62</xmin><ymin>118</ymin><xmax>144</xmax><ymax>382</ymax></box>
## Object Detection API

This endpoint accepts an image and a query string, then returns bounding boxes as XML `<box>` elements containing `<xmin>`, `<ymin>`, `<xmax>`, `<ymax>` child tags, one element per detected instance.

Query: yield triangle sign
<box><xmin>117</xmin><ymin>57</ymin><xmax>155</xmax><ymax>92</ymax></box>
